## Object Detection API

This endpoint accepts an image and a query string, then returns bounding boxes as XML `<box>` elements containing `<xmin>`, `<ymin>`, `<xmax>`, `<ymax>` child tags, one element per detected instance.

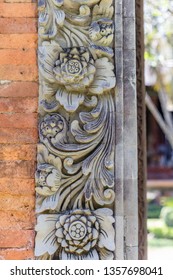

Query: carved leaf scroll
<box><xmin>35</xmin><ymin>0</ymin><xmax>116</xmax><ymax>260</ymax></box>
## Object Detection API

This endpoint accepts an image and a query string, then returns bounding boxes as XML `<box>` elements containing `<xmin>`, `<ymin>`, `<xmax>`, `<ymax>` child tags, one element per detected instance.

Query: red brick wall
<box><xmin>0</xmin><ymin>1</ymin><xmax>38</xmax><ymax>260</ymax></box>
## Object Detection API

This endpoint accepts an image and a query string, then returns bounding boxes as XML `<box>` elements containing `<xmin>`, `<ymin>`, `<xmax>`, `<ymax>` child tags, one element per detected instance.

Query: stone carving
<box><xmin>35</xmin><ymin>163</ymin><xmax>61</xmax><ymax>196</ymax></box>
<box><xmin>35</xmin><ymin>208</ymin><xmax>115</xmax><ymax>260</ymax></box>
<box><xmin>89</xmin><ymin>18</ymin><xmax>114</xmax><ymax>46</ymax></box>
<box><xmin>36</xmin><ymin>0</ymin><xmax>116</xmax><ymax>260</ymax></box>
<box><xmin>39</xmin><ymin>45</ymin><xmax>115</xmax><ymax>112</ymax></box>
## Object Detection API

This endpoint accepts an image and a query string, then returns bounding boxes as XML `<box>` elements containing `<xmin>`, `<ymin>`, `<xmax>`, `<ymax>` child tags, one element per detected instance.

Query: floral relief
<box><xmin>53</xmin><ymin>47</ymin><xmax>96</xmax><ymax>92</ymax></box>
<box><xmin>35</xmin><ymin>208</ymin><xmax>115</xmax><ymax>260</ymax></box>
<box><xmin>40</xmin><ymin>114</ymin><xmax>65</xmax><ymax>139</ymax></box>
<box><xmin>89</xmin><ymin>18</ymin><xmax>114</xmax><ymax>46</ymax></box>
<box><xmin>36</xmin><ymin>0</ymin><xmax>116</xmax><ymax>260</ymax></box>
<box><xmin>39</xmin><ymin>45</ymin><xmax>115</xmax><ymax>112</ymax></box>
<box><xmin>35</xmin><ymin>163</ymin><xmax>61</xmax><ymax>196</ymax></box>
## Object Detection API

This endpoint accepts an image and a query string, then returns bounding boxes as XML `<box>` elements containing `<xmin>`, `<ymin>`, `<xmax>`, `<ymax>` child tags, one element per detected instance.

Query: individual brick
<box><xmin>0</xmin><ymin>82</ymin><xmax>38</xmax><ymax>98</ymax></box>
<box><xmin>0</xmin><ymin>113</ymin><xmax>37</xmax><ymax>128</ymax></box>
<box><xmin>0</xmin><ymin>160</ymin><xmax>36</xmax><ymax>178</ymax></box>
<box><xmin>0</xmin><ymin>178</ymin><xmax>35</xmax><ymax>195</ymax></box>
<box><xmin>0</xmin><ymin>49</ymin><xmax>36</xmax><ymax>65</ymax></box>
<box><xmin>0</xmin><ymin>3</ymin><xmax>37</xmax><ymax>17</ymax></box>
<box><xmin>0</xmin><ymin>97</ymin><xmax>38</xmax><ymax>113</ymax></box>
<box><xmin>0</xmin><ymin>144</ymin><xmax>37</xmax><ymax>161</ymax></box>
<box><xmin>0</xmin><ymin>65</ymin><xmax>38</xmax><ymax>81</ymax></box>
<box><xmin>0</xmin><ymin>128</ymin><xmax>38</xmax><ymax>143</ymax></box>
<box><xmin>4</xmin><ymin>0</ymin><xmax>36</xmax><ymax>2</ymax></box>
<box><xmin>0</xmin><ymin>194</ymin><xmax>35</xmax><ymax>211</ymax></box>
<box><xmin>0</xmin><ymin>18</ymin><xmax>37</xmax><ymax>34</ymax></box>
<box><xmin>0</xmin><ymin>229</ymin><xmax>34</xmax><ymax>248</ymax></box>
<box><xmin>0</xmin><ymin>34</ymin><xmax>37</xmax><ymax>49</ymax></box>
<box><xmin>0</xmin><ymin>248</ymin><xmax>34</xmax><ymax>260</ymax></box>
<box><xmin>0</xmin><ymin>210</ymin><xmax>35</xmax><ymax>230</ymax></box>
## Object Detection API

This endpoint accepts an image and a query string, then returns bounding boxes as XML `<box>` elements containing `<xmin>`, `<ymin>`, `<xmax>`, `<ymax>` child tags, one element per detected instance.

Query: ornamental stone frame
<box><xmin>35</xmin><ymin>0</ymin><xmax>146</xmax><ymax>260</ymax></box>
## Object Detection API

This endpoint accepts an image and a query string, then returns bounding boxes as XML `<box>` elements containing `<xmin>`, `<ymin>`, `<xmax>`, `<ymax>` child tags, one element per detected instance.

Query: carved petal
<box><xmin>36</xmin><ymin>193</ymin><xmax>59</xmax><ymax>213</ymax></box>
<box><xmin>96</xmin><ymin>34</ymin><xmax>114</xmax><ymax>47</ymax></box>
<box><xmin>89</xmin><ymin>57</ymin><xmax>116</xmax><ymax>94</ymax></box>
<box><xmin>100</xmin><ymin>248</ymin><xmax>114</xmax><ymax>260</ymax></box>
<box><xmin>36</xmin><ymin>186</ymin><xmax>56</xmax><ymax>197</ymax></box>
<box><xmin>56</xmin><ymin>228</ymin><xmax>63</xmax><ymax>238</ymax></box>
<box><xmin>46</xmin><ymin>169</ymin><xmax>61</xmax><ymax>187</ymax></box>
<box><xmin>54</xmin><ymin>9</ymin><xmax>65</xmax><ymax>27</ymax></box>
<box><xmin>38</xmin><ymin>45</ymin><xmax>62</xmax><ymax>82</ymax></box>
<box><xmin>56</xmin><ymin>88</ymin><xmax>84</xmax><ymax>112</ymax></box>
<box><xmin>61</xmin><ymin>249</ymin><xmax>99</xmax><ymax>260</ymax></box>
<box><xmin>93</xmin><ymin>0</ymin><xmax>114</xmax><ymax>20</ymax></box>
<box><xmin>37</xmin><ymin>144</ymin><xmax>62</xmax><ymax>170</ymax></box>
<box><xmin>35</xmin><ymin>214</ymin><xmax>59</xmax><ymax>256</ymax></box>
<box><xmin>42</xmin><ymin>82</ymin><xmax>57</xmax><ymax>97</ymax></box>
<box><xmin>95</xmin><ymin>208</ymin><xmax>115</xmax><ymax>251</ymax></box>
<box><xmin>52</xmin><ymin>0</ymin><xmax>64</xmax><ymax>8</ymax></box>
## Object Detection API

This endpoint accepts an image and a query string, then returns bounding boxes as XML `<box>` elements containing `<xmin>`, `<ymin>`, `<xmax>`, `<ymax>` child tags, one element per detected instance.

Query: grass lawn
<box><xmin>148</xmin><ymin>218</ymin><xmax>173</xmax><ymax>247</ymax></box>
<box><xmin>148</xmin><ymin>236</ymin><xmax>173</xmax><ymax>247</ymax></box>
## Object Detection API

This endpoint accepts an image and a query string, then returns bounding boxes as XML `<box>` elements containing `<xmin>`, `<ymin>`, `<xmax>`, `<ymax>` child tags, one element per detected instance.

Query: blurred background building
<box><xmin>145</xmin><ymin>0</ymin><xmax>173</xmax><ymax>259</ymax></box>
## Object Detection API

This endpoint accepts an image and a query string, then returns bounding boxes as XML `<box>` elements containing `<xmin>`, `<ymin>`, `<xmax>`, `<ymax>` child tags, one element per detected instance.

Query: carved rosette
<box><xmin>35</xmin><ymin>208</ymin><xmax>115</xmax><ymax>260</ymax></box>
<box><xmin>35</xmin><ymin>0</ymin><xmax>116</xmax><ymax>260</ymax></box>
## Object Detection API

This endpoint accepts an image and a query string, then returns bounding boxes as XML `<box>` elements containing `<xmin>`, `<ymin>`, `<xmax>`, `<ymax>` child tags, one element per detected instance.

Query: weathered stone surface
<box><xmin>35</xmin><ymin>0</ymin><xmax>116</xmax><ymax>260</ymax></box>
<box><xmin>35</xmin><ymin>0</ymin><xmax>138</xmax><ymax>260</ymax></box>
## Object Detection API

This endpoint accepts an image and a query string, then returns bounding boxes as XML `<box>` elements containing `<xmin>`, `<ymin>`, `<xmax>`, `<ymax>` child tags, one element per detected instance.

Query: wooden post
<box><xmin>136</xmin><ymin>0</ymin><xmax>147</xmax><ymax>260</ymax></box>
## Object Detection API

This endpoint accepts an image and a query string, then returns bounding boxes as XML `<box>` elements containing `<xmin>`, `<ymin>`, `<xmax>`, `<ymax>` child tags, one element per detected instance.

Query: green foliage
<box><xmin>148</xmin><ymin>237</ymin><xmax>173</xmax><ymax>248</ymax></box>
<box><xmin>147</xmin><ymin>204</ymin><xmax>162</xmax><ymax>219</ymax></box>
<box><xmin>145</xmin><ymin>0</ymin><xmax>173</xmax><ymax>100</ymax></box>
<box><xmin>160</xmin><ymin>207</ymin><xmax>173</xmax><ymax>227</ymax></box>
<box><xmin>148</xmin><ymin>218</ymin><xmax>173</xmax><ymax>239</ymax></box>
<box><xmin>145</xmin><ymin>0</ymin><xmax>173</xmax><ymax>65</ymax></box>
<box><xmin>148</xmin><ymin>224</ymin><xmax>173</xmax><ymax>239</ymax></box>
<box><xmin>162</xmin><ymin>197</ymin><xmax>173</xmax><ymax>208</ymax></box>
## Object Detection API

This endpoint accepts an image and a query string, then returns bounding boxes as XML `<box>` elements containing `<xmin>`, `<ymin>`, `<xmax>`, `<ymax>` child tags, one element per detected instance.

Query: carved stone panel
<box><xmin>35</xmin><ymin>0</ymin><xmax>116</xmax><ymax>260</ymax></box>
<box><xmin>35</xmin><ymin>0</ymin><xmax>139</xmax><ymax>260</ymax></box>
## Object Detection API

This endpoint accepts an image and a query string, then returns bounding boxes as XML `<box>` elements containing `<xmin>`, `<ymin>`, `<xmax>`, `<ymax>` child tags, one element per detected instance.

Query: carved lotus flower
<box><xmin>39</xmin><ymin>45</ymin><xmax>116</xmax><ymax>112</ymax></box>
<box><xmin>35</xmin><ymin>208</ymin><xmax>115</xmax><ymax>260</ymax></box>
<box><xmin>53</xmin><ymin>47</ymin><xmax>96</xmax><ymax>92</ymax></box>
<box><xmin>55</xmin><ymin>209</ymin><xmax>100</xmax><ymax>255</ymax></box>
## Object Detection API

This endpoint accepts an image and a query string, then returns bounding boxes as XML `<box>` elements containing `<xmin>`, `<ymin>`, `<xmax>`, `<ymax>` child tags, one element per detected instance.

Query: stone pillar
<box><xmin>35</xmin><ymin>0</ymin><xmax>141</xmax><ymax>260</ymax></box>
<box><xmin>123</xmin><ymin>0</ymin><xmax>138</xmax><ymax>260</ymax></box>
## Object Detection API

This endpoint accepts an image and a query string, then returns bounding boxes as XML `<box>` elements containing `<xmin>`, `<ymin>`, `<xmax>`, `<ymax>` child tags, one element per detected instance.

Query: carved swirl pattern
<box><xmin>35</xmin><ymin>0</ymin><xmax>116</xmax><ymax>260</ymax></box>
